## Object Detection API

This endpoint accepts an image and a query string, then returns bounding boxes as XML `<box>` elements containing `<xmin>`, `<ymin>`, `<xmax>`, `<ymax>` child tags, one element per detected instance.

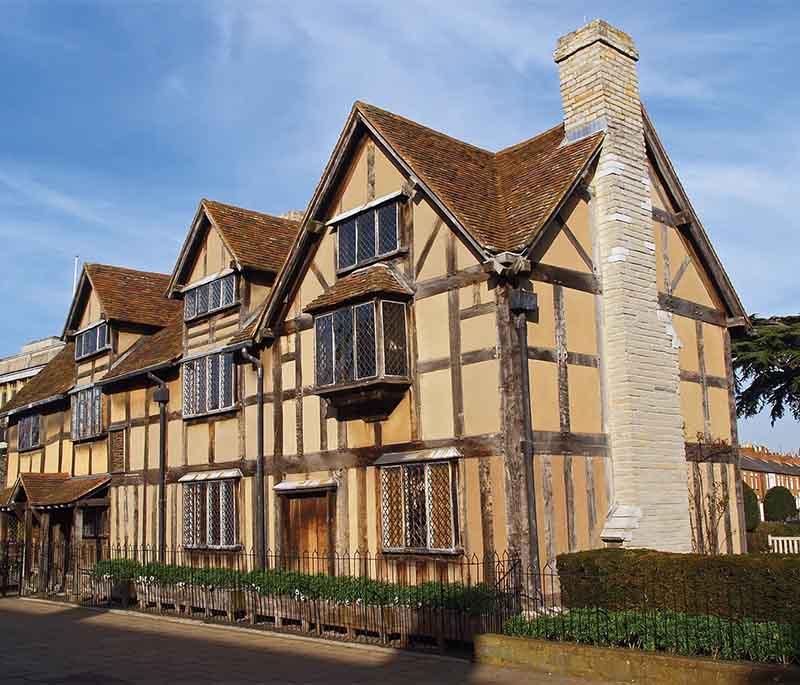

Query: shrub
<box><xmin>764</xmin><ymin>486</ymin><xmax>798</xmax><ymax>522</ymax></box>
<box><xmin>557</xmin><ymin>548</ymin><xmax>800</xmax><ymax>623</ymax></box>
<box><xmin>503</xmin><ymin>608</ymin><xmax>800</xmax><ymax>663</ymax></box>
<box><xmin>93</xmin><ymin>558</ymin><xmax>142</xmax><ymax>582</ymax></box>
<box><xmin>743</xmin><ymin>481</ymin><xmax>761</xmax><ymax>532</ymax></box>
<box><xmin>747</xmin><ymin>522</ymin><xmax>800</xmax><ymax>554</ymax></box>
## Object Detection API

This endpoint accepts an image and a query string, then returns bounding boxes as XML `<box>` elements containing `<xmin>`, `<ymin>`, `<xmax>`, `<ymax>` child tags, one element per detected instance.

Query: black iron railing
<box><xmin>3</xmin><ymin>539</ymin><xmax>799</xmax><ymax>663</ymax></box>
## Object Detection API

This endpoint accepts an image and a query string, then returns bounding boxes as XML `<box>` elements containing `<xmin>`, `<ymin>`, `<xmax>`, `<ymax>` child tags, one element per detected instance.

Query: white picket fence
<box><xmin>768</xmin><ymin>535</ymin><xmax>800</xmax><ymax>554</ymax></box>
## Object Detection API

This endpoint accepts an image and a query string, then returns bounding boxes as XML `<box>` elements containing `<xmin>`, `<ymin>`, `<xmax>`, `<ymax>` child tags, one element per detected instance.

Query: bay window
<box><xmin>315</xmin><ymin>300</ymin><xmax>408</xmax><ymax>388</ymax></box>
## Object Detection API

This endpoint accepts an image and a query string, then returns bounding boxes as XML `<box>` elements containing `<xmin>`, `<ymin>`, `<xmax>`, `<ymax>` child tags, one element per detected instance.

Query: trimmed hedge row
<box><xmin>92</xmin><ymin>559</ymin><xmax>509</xmax><ymax>613</ymax></box>
<box><xmin>557</xmin><ymin>549</ymin><xmax>800</xmax><ymax>623</ymax></box>
<box><xmin>504</xmin><ymin>608</ymin><xmax>800</xmax><ymax>664</ymax></box>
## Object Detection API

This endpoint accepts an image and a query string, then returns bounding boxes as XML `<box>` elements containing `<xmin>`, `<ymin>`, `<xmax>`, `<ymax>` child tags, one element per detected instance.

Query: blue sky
<box><xmin>0</xmin><ymin>1</ymin><xmax>797</xmax><ymax>448</ymax></box>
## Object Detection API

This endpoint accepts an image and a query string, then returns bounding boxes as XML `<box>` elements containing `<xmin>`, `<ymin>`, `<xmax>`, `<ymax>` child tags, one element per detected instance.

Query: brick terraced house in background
<box><xmin>0</xmin><ymin>20</ymin><xmax>751</xmax><ymax>583</ymax></box>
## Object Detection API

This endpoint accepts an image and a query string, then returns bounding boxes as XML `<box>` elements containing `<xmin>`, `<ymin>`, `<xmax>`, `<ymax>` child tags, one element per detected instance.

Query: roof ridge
<box><xmin>495</xmin><ymin>121</ymin><xmax>565</xmax><ymax>155</ymax></box>
<box><xmin>85</xmin><ymin>262</ymin><xmax>171</xmax><ymax>279</ymax></box>
<box><xmin>202</xmin><ymin>198</ymin><xmax>301</xmax><ymax>226</ymax></box>
<box><xmin>355</xmin><ymin>100</ymin><xmax>495</xmax><ymax>156</ymax></box>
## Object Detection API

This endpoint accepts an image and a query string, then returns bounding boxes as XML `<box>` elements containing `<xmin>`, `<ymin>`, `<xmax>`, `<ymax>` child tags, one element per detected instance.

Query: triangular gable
<box><xmin>166</xmin><ymin>199</ymin><xmax>300</xmax><ymax>298</ymax></box>
<box><xmin>63</xmin><ymin>263</ymin><xmax>176</xmax><ymax>335</ymax></box>
<box><xmin>642</xmin><ymin>106</ymin><xmax>748</xmax><ymax>323</ymax></box>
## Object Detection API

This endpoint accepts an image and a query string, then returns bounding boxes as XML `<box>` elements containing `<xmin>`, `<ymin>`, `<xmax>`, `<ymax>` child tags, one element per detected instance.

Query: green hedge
<box><xmin>744</xmin><ymin>482</ymin><xmax>761</xmax><ymax>532</ymax></box>
<box><xmin>764</xmin><ymin>486</ymin><xmax>799</xmax><ymax>522</ymax></box>
<box><xmin>504</xmin><ymin>608</ymin><xmax>800</xmax><ymax>664</ymax></box>
<box><xmin>92</xmin><ymin>559</ymin><xmax>509</xmax><ymax>614</ymax></box>
<box><xmin>747</xmin><ymin>523</ymin><xmax>800</xmax><ymax>554</ymax></box>
<box><xmin>557</xmin><ymin>549</ymin><xmax>800</xmax><ymax>623</ymax></box>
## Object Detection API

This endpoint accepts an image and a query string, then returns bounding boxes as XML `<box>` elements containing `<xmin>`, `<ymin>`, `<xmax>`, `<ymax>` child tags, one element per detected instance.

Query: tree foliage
<box><xmin>731</xmin><ymin>315</ymin><xmax>800</xmax><ymax>424</ymax></box>
<box><xmin>743</xmin><ymin>481</ymin><xmax>761</xmax><ymax>532</ymax></box>
<box><xmin>763</xmin><ymin>486</ymin><xmax>798</xmax><ymax>523</ymax></box>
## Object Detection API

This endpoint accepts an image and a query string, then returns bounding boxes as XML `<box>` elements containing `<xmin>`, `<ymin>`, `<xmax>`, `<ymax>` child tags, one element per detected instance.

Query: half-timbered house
<box><xmin>0</xmin><ymin>20</ymin><xmax>751</xmax><ymax>586</ymax></box>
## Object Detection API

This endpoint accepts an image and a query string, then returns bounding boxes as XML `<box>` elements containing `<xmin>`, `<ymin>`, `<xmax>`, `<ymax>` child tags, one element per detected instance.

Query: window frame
<box><xmin>74</xmin><ymin>322</ymin><xmax>110</xmax><ymax>361</ymax></box>
<box><xmin>380</xmin><ymin>460</ymin><xmax>459</xmax><ymax>554</ymax></box>
<box><xmin>314</xmin><ymin>298</ymin><xmax>409</xmax><ymax>389</ymax></box>
<box><xmin>182</xmin><ymin>352</ymin><xmax>237</xmax><ymax>419</ymax></box>
<box><xmin>336</xmin><ymin>200</ymin><xmax>401</xmax><ymax>274</ymax></box>
<box><xmin>17</xmin><ymin>414</ymin><xmax>41</xmax><ymax>452</ymax></box>
<box><xmin>183</xmin><ymin>273</ymin><xmax>238</xmax><ymax>322</ymax></box>
<box><xmin>70</xmin><ymin>386</ymin><xmax>104</xmax><ymax>442</ymax></box>
<box><xmin>182</xmin><ymin>478</ymin><xmax>239</xmax><ymax>550</ymax></box>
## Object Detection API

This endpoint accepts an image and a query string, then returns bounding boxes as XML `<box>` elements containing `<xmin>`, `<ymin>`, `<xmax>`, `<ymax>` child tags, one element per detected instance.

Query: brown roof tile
<box><xmin>202</xmin><ymin>200</ymin><xmax>301</xmax><ymax>274</ymax></box>
<box><xmin>305</xmin><ymin>265</ymin><xmax>412</xmax><ymax>314</ymax></box>
<box><xmin>85</xmin><ymin>264</ymin><xmax>181</xmax><ymax>328</ymax></box>
<box><xmin>0</xmin><ymin>343</ymin><xmax>76</xmax><ymax>416</ymax></box>
<box><xmin>102</xmin><ymin>313</ymin><xmax>184</xmax><ymax>384</ymax></box>
<box><xmin>0</xmin><ymin>486</ymin><xmax>12</xmax><ymax>507</ymax></box>
<box><xmin>14</xmin><ymin>473</ymin><xmax>110</xmax><ymax>507</ymax></box>
<box><xmin>355</xmin><ymin>102</ymin><xmax>603</xmax><ymax>252</ymax></box>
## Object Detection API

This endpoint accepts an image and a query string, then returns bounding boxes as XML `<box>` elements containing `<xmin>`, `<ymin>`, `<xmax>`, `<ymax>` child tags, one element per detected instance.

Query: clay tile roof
<box><xmin>85</xmin><ymin>264</ymin><xmax>180</xmax><ymax>328</ymax></box>
<box><xmin>305</xmin><ymin>265</ymin><xmax>412</xmax><ymax>314</ymax></box>
<box><xmin>739</xmin><ymin>446</ymin><xmax>800</xmax><ymax>476</ymax></box>
<box><xmin>355</xmin><ymin>101</ymin><xmax>603</xmax><ymax>252</ymax></box>
<box><xmin>202</xmin><ymin>199</ymin><xmax>301</xmax><ymax>274</ymax></box>
<box><xmin>15</xmin><ymin>473</ymin><xmax>109</xmax><ymax>507</ymax></box>
<box><xmin>0</xmin><ymin>487</ymin><xmax>12</xmax><ymax>507</ymax></box>
<box><xmin>102</xmin><ymin>313</ymin><xmax>184</xmax><ymax>384</ymax></box>
<box><xmin>0</xmin><ymin>343</ymin><xmax>76</xmax><ymax>416</ymax></box>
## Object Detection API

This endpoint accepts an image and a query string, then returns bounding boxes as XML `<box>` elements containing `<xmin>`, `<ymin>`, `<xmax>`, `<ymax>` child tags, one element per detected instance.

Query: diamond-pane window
<box><xmin>357</xmin><ymin>211</ymin><xmax>376</xmax><ymax>263</ymax></box>
<box><xmin>18</xmin><ymin>414</ymin><xmax>40</xmax><ymax>451</ymax></box>
<box><xmin>207</xmin><ymin>355</ymin><xmax>220</xmax><ymax>411</ymax></box>
<box><xmin>209</xmin><ymin>278</ymin><xmax>221</xmax><ymax>311</ymax></box>
<box><xmin>71</xmin><ymin>387</ymin><xmax>103</xmax><ymax>441</ymax></box>
<box><xmin>315</xmin><ymin>315</ymin><xmax>334</xmax><ymax>386</ymax></box>
<box><xmin>183</xmin><ymin>479</ymin><xmax>237</xmax><ymax>549</ymax></box>
<box><xmin>382</xmin><ymin>302</ymin><xmax>408</xmax><ymax>376</ymax></box>
<box><xmin>354</xmin><ymin>303</ymin><xmax>376</xmax><ymax>379</ymax></box>
<box><xmin>196</xmin><ymin>285</ymin><xmax>209</xmax><ymax>316</ymax></box>
<box><xmin>184</xmin><ymin>289</ymin><xmax>197</xmax><ymax>320</ymax></box>
<box><xmin>338</xmin><ymin>219</ymin><xmax>356</xmax><ymax>270</ymax></box>
<box><xmin>380</xmin><ymin>461</ymin><xmax>457</xmax><ymax>551</ymax></box>
<box><xmin>378</xmin><ymin>203</ymin><xmax>398</xmax><ymax>254</ymax></box>
<box><xmin>183</xmin><ymin>352</ymin><xmax>236</xmax><ymax>417</ymax></box>
<box><xmin>75</xmin><ymin>323</ymin><xmax>110</xmax><ymax>360</ymax></box>
<box><xmin>221</xmin><ymin>274</ymin><xmax>236</xmax><ymax>306</ymax></box>
<box><xmin>333</xmin><ymin>308</ymin><xmax>355</xmax><ymax>384</ymax></box>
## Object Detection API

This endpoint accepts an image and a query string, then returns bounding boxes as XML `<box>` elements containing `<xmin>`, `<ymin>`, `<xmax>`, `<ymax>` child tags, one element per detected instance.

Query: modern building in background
<box><xmin>0</xmin><ymin>337</ymin><xmax>65</xmax><ymax>484</ymax></box>
<box><xmin>740</xmin><ymin>444</ymin><xmax>800</xmax><ymax>518</ymax></box>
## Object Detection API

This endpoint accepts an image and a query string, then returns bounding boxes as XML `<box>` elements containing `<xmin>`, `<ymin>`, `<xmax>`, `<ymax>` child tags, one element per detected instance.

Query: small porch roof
<box><xmin>0</xmin><ymin>473</ymin><xmax>110</xmax><ymax>511</ymax></box>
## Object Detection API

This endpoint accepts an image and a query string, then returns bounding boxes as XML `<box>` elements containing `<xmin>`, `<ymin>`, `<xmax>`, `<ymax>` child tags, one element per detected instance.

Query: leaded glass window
<box><xmin>382</xmin><ymin>301</ymin><xmax>408</xmax><ymax>376</ymax></box>
<box><xmin>337</xmin><ymin>200</ymin><xmax>400</xmax><ymax>272</ymax></box>
<box><xmin>315</xmin><ymin>300</ymin><xmax>408</xmax><ymax>388</ymax></box>
<box><xmin>18</xmin><ymin>414</ymin><xmax>40</xmax><ymax>451</ymax></box>
<box><xmin>182</xmin><ymin>352</ymin><xmax>236</xmax><ymax>417</ymax></box>
<box><xmin>75</xmin><ymin>322</ymin><xmax>110</xmax><ymax>361</ymax></box>
<box><xmin>380</xmin><ymin>462</ymin><xmax>457</xmax><ymax>551</ymax></box>
<box><xmin>183</xmin><ymin>479</ymin><xmax>237</xmax><ymax>549</ymax></box>
<box><xmin>71</xmin><ymin>387</ymin><xmax>104</xmax><ymax>441</ymax></box>
<box><xmin>184</xmin><ymin>274</ymin><xmax>238</xmax><ymax>321</ymax></box>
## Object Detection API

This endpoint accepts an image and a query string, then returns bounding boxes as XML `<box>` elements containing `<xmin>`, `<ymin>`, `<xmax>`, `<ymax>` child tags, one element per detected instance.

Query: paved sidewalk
<box><xmin>0</xmin><ymin>598</ymin><xmax>595</xmax><ymax>684</ymax></box>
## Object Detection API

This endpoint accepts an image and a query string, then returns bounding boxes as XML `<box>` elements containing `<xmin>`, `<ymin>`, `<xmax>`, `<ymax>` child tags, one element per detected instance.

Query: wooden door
<box><xmin>282</xmin><ymin>492</ymin><xmax>335</xmax><ymax>574</ymax></box>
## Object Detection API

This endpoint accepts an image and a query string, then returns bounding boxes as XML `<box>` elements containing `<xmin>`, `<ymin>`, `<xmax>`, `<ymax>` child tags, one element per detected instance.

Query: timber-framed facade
<box><xmin>0</xmin><ymin>19</ymin><xmax>750</xmax><ymax>583</ymax></box>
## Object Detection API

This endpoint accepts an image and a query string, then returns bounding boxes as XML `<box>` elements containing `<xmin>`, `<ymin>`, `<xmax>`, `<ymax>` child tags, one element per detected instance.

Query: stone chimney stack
<box><xmin>554</xmin><ymin>20</ymin><xmax>692</xmax><ymax>551</ymax></box>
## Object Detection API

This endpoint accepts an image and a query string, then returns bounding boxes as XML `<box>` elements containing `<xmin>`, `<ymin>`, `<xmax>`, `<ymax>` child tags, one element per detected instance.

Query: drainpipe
<box><xmin>241</xmin><ymin>348</ymin><xmax>265</xmax><ymax>570</ymax></box>
<box><xmin>147</xmin><ymin>373</ymin><xmax>169</xmax><ymax>564</ymax></box>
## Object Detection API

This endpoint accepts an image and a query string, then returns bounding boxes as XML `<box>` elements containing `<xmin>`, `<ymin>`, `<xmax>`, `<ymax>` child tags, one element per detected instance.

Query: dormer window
<box><xmin>75</xmin><ymin>322</ymin><xmax>110</xmax><ymax>361</ymax></box>
<box><xmin>337</xmin><ymin>199</ymin><xmax>400</xmax><ymax>272</ymax></box>
<box><xmin>184</xmin><ymin>273</ymin><xmax>237</xmax><ymax>322</ymax></box>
